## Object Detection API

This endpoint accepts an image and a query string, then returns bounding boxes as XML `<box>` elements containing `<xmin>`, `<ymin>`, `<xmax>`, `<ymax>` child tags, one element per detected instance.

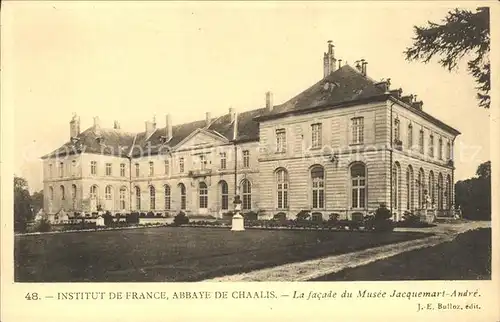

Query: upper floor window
<box><xmin>438</xmin><ymin>137</ymin><xmax>443</xmax><ymax>160</ymax></box>
<box><xmin>59</xmin><ymin>162</ymin><xmax>64</xmax><ymax>177</ymax></box>
<box><xmin>276</xmin><ymin>129</ymin><xmax>286</xmax><ymax>153</ymax></box>
<box><xmin>135</xmin><ymin>163</ymin><xmax>140</xmax><ymax>177</ymax></box>
<box><xmin>429</xmin><ymin>134</ymin><xmax>434</xmax><ymax>157</ymax></box>
<box><xmin>71</xmin><ymin>160</ymin><xmax>77</xmax><ymax>176</ymax></box>
<box><xmin>311</xmin><ymin>123</ymin><xmax>322</xmax><ymax>149</ymax></box>
<box><xmin>199</xmin><ymin>154</ymin><xmax>207</xmax><ymax>170</ymax></box>
<box><xmin>242</xmin><ymin>150</ymin><xmax>250</xmax><ymax>168</ymax></box>
<box><xmin>164</xmin><ymin>159</ymin><xmax>170</xmax><ymax>176</ymax></box>
<box><xmin>394</xmin><ymin>118</ymin><xmax>400</xmax><ymax>142</ymax></box>
<box><xmin>91</xmin><ymin>161</ymin><xmax>97</xmax><ymax>176</ymax></box>
<box><xmin>120</xmin><ymin>163</ymin><xmax>126</xmax><ymax>177</ymax></box>
<box><xmin>49</xmin><ymin>164</ymin><xmax>53</xmax><ymax>178</ymax></box>
<box><xmin>446</xmin><ymin>141</ymin><xmax>452</xmax><ymax>160</ymax></box>
<box><xmin>351</xmin><ymin>117</ymin><xmax>364</xmax><ymax>144</ymax></box>
<box><xmin>419</xmin><ymin>129</ymin><xmax>424</xmax><ymax>154</ymax></box>
<box><xmin>407</xmin><ymin>123</ymin><xmax>413</xmax><ymax>148</ymax></box>
<box><xmin>149</xmin><ymin>161</ymin><xmax>154</xmax><ymax>176</ymax></box>
<box><xmin>179</xmin><ymin>157</ymin><xmax>185</xmax><ymax>173</ymax></box>
<box><xmin>105</xmin><ymin>163</ymin><xmax>112</xmax><ymax>176</ymax></box>
<box><xmin>220</xmin><ymin>152</ymin><xmax>227</xmax><ymax>170</ymax></box>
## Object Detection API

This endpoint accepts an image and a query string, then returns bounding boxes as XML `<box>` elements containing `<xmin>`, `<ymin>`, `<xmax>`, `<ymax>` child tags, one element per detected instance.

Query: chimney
<box><xmin>266</xmin><ymin>91</ymin><xmax>273</xmax><ymax>111</ymax></box>
<box><xmin>229</xmin><ymin>107</ymin><xmax>236</xmax><ymax>123</ymax></box>
<box><xmin>389</xmin><ymin>88</ymin><xmax>403</xmax><ymax>99</ymax></box>
<box><xmin>323</xmin><ymin>40</ymin><xmax>337</xmax><ymax>78</ymax></box>
<box><xmin>205</xmin><ymin>112</ymin><xmax>212</xmax><ymax>126</ymax></box>
<box><xmin>113</xmin><ymin>120</ymin><xmax>120</xmax><ymax>130</ymax></box>
<box><xmin>166</xmin><ymin>114</ymin><xmax>172</xmax><ymax>141</ymax></box>
<box><xmin>69</xmin><ymin>114</ymin><xmax>80</xmax><ymax>139</ymax></box>
<box><xmin>232</xmin><ymin>111</ymin><xmax>238</xmax><ymax>141</ymax></box>
<box><xmin>355</xmin><ymin>60</ymin><xmax>362</xmax><ymax>72</ymax></box>
<box><xmin>401</xmin><ymin>94</ymin><xmax>414</xmax><ymax>105</ymax></box>
<box><xmin>145</xmin><ymin>118</ymin><xmax>156</xmax><ymax>138</ymax></box>
<box><xmin>412</xmin><ymin>101</ymin><xmax>424</xmax><ymax>110</ymax></box>
<box><xmin>361</xmin><ymin>59</ymin><xmax>367</xmax><ymax>76</ymax></box>
<box><xmin>338</xmin><ymin>59</ymin><xmax>342</xmax><ymax>69</ymax></box>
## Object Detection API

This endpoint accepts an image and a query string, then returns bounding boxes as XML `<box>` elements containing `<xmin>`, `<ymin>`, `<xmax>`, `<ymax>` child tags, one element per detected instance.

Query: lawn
<box><xmin>15</xmin><ymin>227</ymin><xmax>431</xmax><ymax>282</ymax></box>
<box><xmin>311</xmin><ymin>228</ymin><xmax>491</xmax><ymax>281</ymax></box>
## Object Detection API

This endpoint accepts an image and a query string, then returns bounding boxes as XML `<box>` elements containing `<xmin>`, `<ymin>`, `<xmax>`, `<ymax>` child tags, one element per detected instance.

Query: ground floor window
<box><xmin>241</xmin><ymin>179</ymin><xmax>251</xmax><ymax>210</ymax></box>
<box><xmin>199</xmin><ymin>182</ymin><xmax>208</xmax><ymax>209</ymax></box>
<box><xmin>220</xmin><ymin>181</ymin><xmax>229</xmax><ymax>210</ymax></box>
<box><xmin>351</xmin><ymin>163</ymin><xmax>366</xmax><ymax>209</ymax></box>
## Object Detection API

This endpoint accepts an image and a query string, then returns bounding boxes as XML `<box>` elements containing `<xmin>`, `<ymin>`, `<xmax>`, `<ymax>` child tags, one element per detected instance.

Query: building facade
<box><xmin>41</xmin><ymin>42</ymin><xmax>460</xmax><ymax>222</ymax></box>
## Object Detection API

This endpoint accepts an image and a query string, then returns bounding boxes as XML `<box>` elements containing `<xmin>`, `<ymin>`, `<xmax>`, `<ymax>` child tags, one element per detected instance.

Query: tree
<box><xmin>31</xmin><ymin>190</ymin><xmax>44</xmax><ymax>214</ymax></box>
<box><xmin>14</xmin><ymin>177</ymin><xmax>34</xmax><ymax>232</ymax></box>
<box><xmin>455</xmin><ymin>161</ymin><xmax>491</xmax><ymax>220</ymax></box>
<box><xmin>404</xmin><ymin>7</ymin><xmax>490</xmax><ymax>108</ymax></box>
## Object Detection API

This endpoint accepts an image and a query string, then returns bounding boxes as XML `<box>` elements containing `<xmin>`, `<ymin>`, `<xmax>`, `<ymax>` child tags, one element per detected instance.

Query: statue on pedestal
<box><xmin>231</xmin><ymin>195</ymin><xmax>245</xmax><ymax>231</ymax></box>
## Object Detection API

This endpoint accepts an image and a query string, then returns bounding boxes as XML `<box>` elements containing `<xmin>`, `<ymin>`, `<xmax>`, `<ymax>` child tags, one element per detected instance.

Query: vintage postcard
<box><xmin>1</xmin><ymin>1</ymin><xmax>498</xmax><ymax>321</ymax></box>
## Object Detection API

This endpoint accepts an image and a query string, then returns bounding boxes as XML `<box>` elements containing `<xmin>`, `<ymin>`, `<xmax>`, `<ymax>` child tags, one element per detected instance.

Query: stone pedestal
<box><xmin>231</xmin><ymin>213</ymin><xmax>245</xmax><ymax>231</ymax></box>
<box><xmin>96</xmin><ymin>216</ymin><xmax>105</xmax><ymax>227</ymax></box>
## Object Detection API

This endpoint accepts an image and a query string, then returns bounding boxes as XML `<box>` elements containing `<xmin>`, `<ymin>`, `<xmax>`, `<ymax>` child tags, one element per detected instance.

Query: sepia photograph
<box><xmin>6</xmin><ymin>2</ymin><xmax>493</xmax><ymax>286</ymax></box>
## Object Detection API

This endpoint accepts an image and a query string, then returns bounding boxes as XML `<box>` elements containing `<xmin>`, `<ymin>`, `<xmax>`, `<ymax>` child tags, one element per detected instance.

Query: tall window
<box><xmin>242</xmin><ymin>150</ymin><xmax>250</xmax><ymax>168</ymax></box>
<box><xmin>164</xmin><ymin>160</ymin><xmax>170</xmax><ymax>176</ymax></box>
<box><xmin>406</xmin><ymin>166</ymin><xmax>414</xmax><ymax>210</ymax></box>
<box><xmin>105</xmin><ymin>185</ymin><xmax>113</xmax><ymax>203</ymax></box>
<box><xmin>311</xmin><ymin>166</ymin><xmax>325</xmax><ymax>209</ymax></box>
<box><xmin>407</xmin><ymin>123</ymin><xmax>413</xmax><ymax>148</ymax></box>
<box><xmin>105</xmin><ymin>163</ymin><xmax>112</xmax><ymax>176</ymax></box>
<box><xmin>220</xmin><ymin>181</ymin><xmax>228</xmax><ymax>210</ymax></box>
<box><xmin>429</xmin><ymin>134</ymin><xmax>434</xmax><ymax>157</ymax></box>
<box><xmin>351</xmin><ymin>163</ymin><xmax>366</xmax><ymax>208</ymax></box>
<box><xmin>135</xmin><ymin>163</ymin><xmax>140</xmax><ymax>177</ymax></box>
<box><xmin>394</xmin><ymin>118</ymin><xmax>400</xmax><ymax>141</ymax></box>
<box><xmin>71</xmin><ymin>160</ymin><xmax>77</xmax><ymax>176</ymax></box>
<box><xmin>446</xmin><ymin>141</ymin><xmax>451</xmax><ymax>160</ymax></box>
<box><xmin>351</xmin><ymin>117</ymin><xmax>364</xmax><ymax>144</ymax></box>
<box><xmin>164</xmin><ymin>185</ymin><xmax>171</xmax><ymax>210</ymax></box>
<box><xmin>120</xmin><ymin>163</ymin><xmax>126</xmax><ymax>177</ymax></box>
<box><xmin>119</xmin><ymin>187</ymin><xmax>127</xmax><ymax>210</ymax></box>
<box><xmin>437</xmin><ymin>173</ymin><xmax>444</xmax><ymax>210</ymax></box>
<box><xmin>149</xmin><ymin>161</ymin><xmax>154</xmax><ymax>176</ymax></box>
<box><xmin>241</xmin><ymin>179</ymin><xmax>252</xmax><ymax>210</ymax></box>
<box><xmin>60</xmin><ymin>185</ymin><xmax>65</xmax><ymax>200</ymax></box>
<box><xmin>276</xmin><ymin>129</ymin><xmax>286</xmax><ymax>153</ymax></box>
<box><xmin>220</xmin><ymin>153</ymin><xmax>227</xmax><ymax>170</ymax></box>
<box><xmin>311</xmin><ymin>123</ymin><xmax>322</xmax><ymax>149</ymax></box>
<box><xmin>72</xmin><ymin>184</ymin><xmax>77</xmax><ymax>209</ymax></box>
<box><xmin>48</xmin><ymin>164</ymin><xmax>53</xmax><ymax>178</ymax></box>
<box><xmin>419</xmin><ymin>129</ymin><xmax>424</xmax><ymax>154</ymax></box>
<box><xmin>135</xmin><ymin>186</ymin><xmax>141</xmax><ymax>210</ymax></box>
<box><xmin>179</xmin><ymin>183</ymin><xmax>186</xmax><ymax>210</ymax></box>
<box><xmin>49</xmin><ymin>186</ymin><xmax>54</xmax><ymax>200</ymax></box>
<box><xmin>200</xmin><ymin>154</ymin><xmax>207</xmax><ymax>170</ymax></box>
<box><xmin>429</xmin><ymin>171</ymin><xmax>435</xmax><ymax>207</ymax></box>
<box><xmin>90</xmin><ymin>185</ymin><xmax>98</xmax><ymax>201</ymax></box>
<box><xmin>149</xmin><ymin>186</ymin><xmax>156</xmax><ymax>210</ymax></box>
<box><xmin>438</xmin><ymin>137</ymin><xmax>443</xmax><ymax>160</ymax></box>
<box><xmin>276</xmin><ymin>169</ymin><xmax>289</xmax><ymax>209</ymax></box>
<box><xmin>91</xmin><ymin>161</ymin><xmax>97</xmax><ymax>175</ymax></box>
<box><xmin>199</xmin><ymin>182</ymin><xmax>208</xmax><ymax>209</ymax></box>
<box><xmin>446</xmin><ymin>175</ymin><xmax>452</xmax><ymax>209</ymax></box>
<box><xmin>179</xmin><ymin>157</ymin><xmax>185</xmax><ymax>173</ymax></box>
<box><xmin>59</xmin><ymin>162</ymin><xmax>64</xmax><ymax>177</ymax></box>
<box><xmin>392</xmin><ymin>163</ymin><xmax>401</xmax><ymax>210</ymax></box>
<box><xmin>417</xmin><ymin>168</ymin><xmax>425</xmax><ymax>208</ymax></box>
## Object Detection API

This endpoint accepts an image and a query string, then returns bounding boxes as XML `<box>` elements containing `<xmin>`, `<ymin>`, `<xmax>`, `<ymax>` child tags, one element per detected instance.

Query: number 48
<box><xmin>25</xmin><ymin>292</ymin><xmax>39</xmax><ymax>300</ymax></box>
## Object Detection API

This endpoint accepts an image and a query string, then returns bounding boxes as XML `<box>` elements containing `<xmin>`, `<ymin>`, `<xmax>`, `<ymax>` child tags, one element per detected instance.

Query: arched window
<box><xmin>276</xmin><ymin>169</ymin><xmax>289</xmax><ymax>209</ymax></box>
<box><xmin>407</xmin><ymin>123</ymin><xmax>413</xmax><ymax>148</ymax></box>
<box><xmin>417</xmin><ymin>168</ymin><xmax>425</xmax><ymax>208</ymax></box>
<box><xmin>406</xmin><ymin>166</ymin><xmax>414</xmax><ymax>210</ymax></box>
<box><xmin>60</xmin><ymin>185</ymin><xmax>65</xmax><ymax>200</ymax></box>
<box><xmin>179</xmin><ymin>183</ymin><xmax>186</xmax><ymax>210</ymax></box>
<box><xmin>71</xmin><ymin>160</ymin><xmax>77</xmax><ymax>176</ymax></box>
<box><xmin>241</xmin><ymin>179</ymin><xmax>251</xmax><ymax>210</ymax></box>
<box><xmin>438</xmin><ymin>137</ymin><xmax>443</xmax><ymax>160</ymax></box>
<box><xmin>429</xmin><ymin>171</ymin><xmax>435</xmax><ymax>207</ymax></box>
<box><xmin>71</xmin><ymin>184</ymin><xmax>77</xmax><ymax>209</ymax></box>
<box><xmin>446</xmin><ymin>174</ymin><xmax>452</xmax><ymax>209</ymax></box>
<box><xmin>437</xmin><ymin>173</ymin><xmax>444</xmax><ymax>210</ymax></box>
<box><xmin>350</xmin><ymin>163</ymin><xmax>366</xmax><ymax>209</ymax></box>
<box><xmin>164</xmin><ymin>185</ymin><xmax>171</xmax><ymax>210</ymax></box>
<box><xmin>105</xmin><ymin>185</ymin><xmax>113</xmax><ymax>200</ymax></box>
<box><xmin>135</xmin><ymin>186</ymin><xmax>141</xmax><ymax>210</ymax></box>
<box><xmin>90</xmin><ymin>185</ymin><xmax>98</xmax><ymax>199</ymax></box>
<box><xmin>311</xmin><ymin>166</ymin><xmax>325</xmax><ymax>209</ymax></box>
<box><xmin>392</xmin><ymin>162</ymin><xmax>401</xmax><ymax>210</ymax></box>
<box><xmin>49</xmin><ymin>186</ymin><xmax>54</xmax><ymax>200</ymax></box>
<box><xmin>199</xmin><ymin>182</ymin><xmax>208</xmax><ymax>209</ymax></box>
<box><xmin>149</xmin><ymin>186</ymin><xmax>156</xmax><ymax>210</ymax></box>
<box><xmin>220</xmin><ymin>181</ymin><xmax>228</xmax><ymax>210</ymax></box>
<box><xmin>119</xmin><ymin>186</ymin><xmax>127</xmax><ymax>210</ymax></box>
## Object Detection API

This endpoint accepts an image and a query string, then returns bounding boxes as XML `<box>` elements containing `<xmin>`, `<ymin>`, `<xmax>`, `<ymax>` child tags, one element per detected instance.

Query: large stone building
<box><xmin>41</xmin><ymin>42</ymin><xmax>460</xmax><ymax>222</ymax></box>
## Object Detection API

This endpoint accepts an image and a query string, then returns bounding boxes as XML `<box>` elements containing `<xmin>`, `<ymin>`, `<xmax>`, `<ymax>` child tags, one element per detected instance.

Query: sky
<box><xmin>2</xmin><ymin>1</ymin><xmax>492</xmax><ymax>192</ymax></box>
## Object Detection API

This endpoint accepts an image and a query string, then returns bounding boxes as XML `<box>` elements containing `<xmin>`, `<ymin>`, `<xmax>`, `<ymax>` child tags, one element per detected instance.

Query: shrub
<box><xmin>329</xmin><ymin>213</ymin><xmax>340</xmax><ymax>221</ymax></box>
<box><xmin>146</xmin><ymin>211</ymin><xmax>155</xmax><ymax>218</ymax></box>
<box><xmin>371</xmin><ymin>204</ymin><xmax>394</xmax><ymax>232</ymax></box>
<box><xmin>222</xmin><ymin>211</ymin><xmax>234</xmax><ymax>220</ymax></box>
<box><xmin>139</xmin><ymin>212</ymin><xmax>146</xmax><ymax>218</ymax></box>
<box><xmin>273</xmin><ymin>212</ymin><xmax>287</xmax><ymax>221</ymax></box>
<box><xmin>296</xmin><ymin>210</ymin><xmax>310</xmax><ymax>221</ymax></box>
<box><xmin>127</xmin><ymin>212</ymin><xmax>140</xmax><ymax>224</ymax></box>
<box><xmin>244</xmin><ymin>211</ymin><xmax>258</xmax><ymax>221</ymax></box>
<box><xmin>156</xmin><ymin>212</ymin><xmax>163</xmax><ymax>217</ymax></box>
<box><xmin>34</xmin><ymin>218</ymin><xmax>52</xmax><ymax>232</ymax></box>
<box><xmin>311</xmin><ymin>212</ymin><xmax>323</xmax><ymax>222</ymax></box>
<box><xmin>173</xmin><ymin>211</ymin><xmax>189</xmax><ymax>226</ymax></box>
<box><xmin>103</xmin><ymin>212</ymin><xmax>114</xmax><ymax>226</ymax></box>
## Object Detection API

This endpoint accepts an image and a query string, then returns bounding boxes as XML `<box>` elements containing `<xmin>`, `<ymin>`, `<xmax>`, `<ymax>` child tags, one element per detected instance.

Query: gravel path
<box><xmin>203</xmin><ymin>221</ymin><xmax>490</xmax><ymax>282</ymax></box>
